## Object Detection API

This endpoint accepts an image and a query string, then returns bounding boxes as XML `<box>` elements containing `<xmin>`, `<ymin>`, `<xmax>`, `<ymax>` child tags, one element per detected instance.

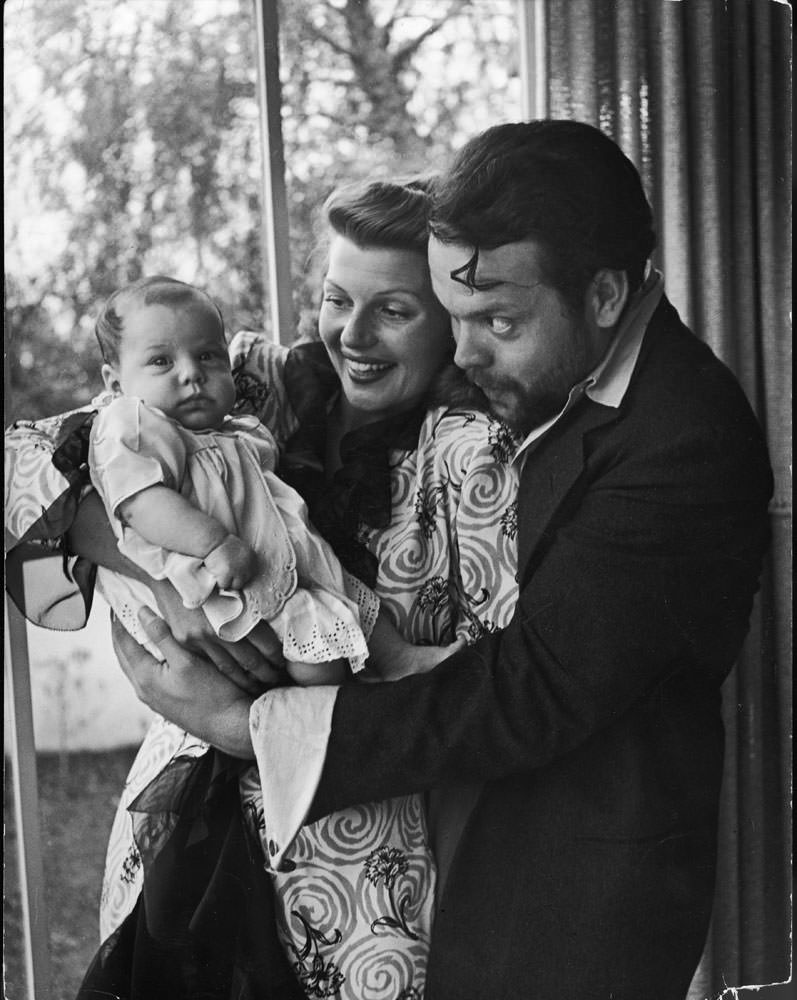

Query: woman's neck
<box><xmin>330</xmin><ymin>395</ymin><xmax>371</xmax><ymax>435</ymax></box>
<box><xmin>325</xmin><ymin>398</ymin><xmax>361</xmax><ymax>476</ymax></box>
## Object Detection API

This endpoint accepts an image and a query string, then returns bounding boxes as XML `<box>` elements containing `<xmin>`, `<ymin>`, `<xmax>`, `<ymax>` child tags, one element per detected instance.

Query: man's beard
<box><xmin>472</xmin><ymin>355</ymin><xmax>593</xmax><ymax>435</ymax></box>
<box><xmin>480</xmin><ymin>380</ymin><xmax>567</xmax><ymax>434</ymax></box>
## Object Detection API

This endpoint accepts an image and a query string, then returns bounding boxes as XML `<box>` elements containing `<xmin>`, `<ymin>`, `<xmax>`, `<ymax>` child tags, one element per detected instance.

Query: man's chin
<box><xmin>484</xmin><ymin>394</ymin><xmax>525</xmax><ymax>433</ymax></box>
<box><xmin>486</xmin><ymin>394</ymin><xmax>562</xmax><ymax>437</ymax></box>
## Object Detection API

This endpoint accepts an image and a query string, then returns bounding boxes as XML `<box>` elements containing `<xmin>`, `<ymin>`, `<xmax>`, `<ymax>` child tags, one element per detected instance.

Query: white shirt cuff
<box><xmin>248</xmin><ymin>684</ymin><xmax>340</xmax><ymax>870</ymax></box>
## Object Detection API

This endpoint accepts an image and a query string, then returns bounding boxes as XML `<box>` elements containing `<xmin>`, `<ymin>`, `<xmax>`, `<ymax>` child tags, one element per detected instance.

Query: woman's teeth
<box><xmin>347</xmin><ymin>359</ymin><xmax>392</xmax><ymax>375</ymax></box>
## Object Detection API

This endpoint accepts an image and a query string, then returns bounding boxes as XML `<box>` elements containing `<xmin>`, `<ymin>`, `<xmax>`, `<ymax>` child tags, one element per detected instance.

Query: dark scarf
<box><xmin>76</xmin><ymin>752</ymin><xmax>303</xmax><ymax>1000</ymax></box>
<box><xmin>280</xmin><ymin>341</ymin><xmax>426</xmax><ymax>587</ymax></box>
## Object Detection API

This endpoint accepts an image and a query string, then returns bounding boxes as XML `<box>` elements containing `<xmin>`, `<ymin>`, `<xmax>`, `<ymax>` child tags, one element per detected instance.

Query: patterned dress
<box><xmin>4</xmin><ymin>334</ymin><xmax>520</xmax><ymax>999</ymax></box>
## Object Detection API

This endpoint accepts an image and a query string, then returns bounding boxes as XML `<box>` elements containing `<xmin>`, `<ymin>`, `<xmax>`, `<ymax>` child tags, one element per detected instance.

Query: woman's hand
<box><xmin>113</xmin><ymin>608</ymin><xmax>278</xmax><ymax>758</ymax></box>
<box><xmin>149</xmin><ymin>577</ymin><xmax>285</xmax><ymax>684</ymax></box>
<box><xmin>362</xmin><ymin>612</ymin><xmax>466</xmax><ymax>682</ymax></box>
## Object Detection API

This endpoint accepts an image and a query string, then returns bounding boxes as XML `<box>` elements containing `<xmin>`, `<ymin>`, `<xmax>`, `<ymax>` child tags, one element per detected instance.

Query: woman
<box><xmin>5</xmin><ymin>178</ymin><xmax>520</xmax><ymax>998</ymax></box>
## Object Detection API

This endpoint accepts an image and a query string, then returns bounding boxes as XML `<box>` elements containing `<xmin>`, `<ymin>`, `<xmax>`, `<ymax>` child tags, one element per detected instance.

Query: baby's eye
<box><xmin>149</xmin><ymin>355</ymin><xmax>170</xmax><ymax>367</ymax></box>
<box><xmin>487</xmin><ymin>317</ymin><xmax>513</xmax><ymax>335</ymax></box>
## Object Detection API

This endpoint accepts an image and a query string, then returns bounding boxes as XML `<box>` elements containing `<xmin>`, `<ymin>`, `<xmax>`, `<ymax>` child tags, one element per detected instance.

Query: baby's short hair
<box><xmin>95</xmin><ymin>276</ymin><xmax>224</xmax><ymax>365</ymax></box>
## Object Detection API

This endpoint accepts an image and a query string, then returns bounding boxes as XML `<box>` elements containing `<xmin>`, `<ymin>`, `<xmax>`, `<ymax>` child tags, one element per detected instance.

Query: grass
<box><xmin>4</xmin><ymin>747</ymin><xmax>138</xmax><ymax>1000</ymax></box>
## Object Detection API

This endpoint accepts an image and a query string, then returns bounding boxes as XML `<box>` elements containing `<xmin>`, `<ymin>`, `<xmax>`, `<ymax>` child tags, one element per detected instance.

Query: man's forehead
<box><xmin>428</xmin><ymin>236</ymin><xmax>545</xmax><ymax>290</ymax></box>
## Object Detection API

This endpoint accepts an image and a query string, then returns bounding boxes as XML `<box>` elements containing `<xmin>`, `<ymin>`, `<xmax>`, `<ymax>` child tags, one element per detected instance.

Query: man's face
<box><xmin>428</xmin><ymin>237</ymin><xmax>611</xmax><ymax>434</ymax></box>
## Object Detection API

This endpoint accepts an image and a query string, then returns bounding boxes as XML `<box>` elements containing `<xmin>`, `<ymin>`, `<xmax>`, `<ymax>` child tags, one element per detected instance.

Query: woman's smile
<box><xmin>342</xmin><ymin>355</ymin><xmax>395</xmax><ymax>381</ymax></box>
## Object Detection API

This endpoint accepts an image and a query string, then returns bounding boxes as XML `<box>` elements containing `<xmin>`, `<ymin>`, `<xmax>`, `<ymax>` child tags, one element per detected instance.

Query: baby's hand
<box><xmin>204</xmin><ymin>535</ymin><xmax>258</xmax><ymax>590</ymax></box>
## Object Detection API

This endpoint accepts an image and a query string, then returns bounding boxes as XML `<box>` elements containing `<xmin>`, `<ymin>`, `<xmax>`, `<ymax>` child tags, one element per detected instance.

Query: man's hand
<box><xmin>204</xmin><ymin>534</ymin><xmax>259</xmax><ymax>590</ymax></box>
<box><xmin>113</xmin><ymin>608</ymin><xmax>278</xmax><ymax>758</ymax></box>
<box><xmin>149</xmin><ymin>576</ymin><xmax>285</xmax><ymax>683</ymax></box>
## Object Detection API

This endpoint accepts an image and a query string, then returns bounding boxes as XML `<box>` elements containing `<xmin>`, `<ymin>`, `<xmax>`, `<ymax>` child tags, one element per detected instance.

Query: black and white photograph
<box><xmin>4</xmin><ymin>2</ymin><xmax>791</xmax><ymax>998</ymax></box>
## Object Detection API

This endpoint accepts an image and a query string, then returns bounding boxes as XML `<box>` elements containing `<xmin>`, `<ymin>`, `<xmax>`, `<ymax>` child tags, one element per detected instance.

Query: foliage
<box><xmin>4</xmin><ymin>0</ymin><xmax>520</xmax><ymax>420</ymax></box>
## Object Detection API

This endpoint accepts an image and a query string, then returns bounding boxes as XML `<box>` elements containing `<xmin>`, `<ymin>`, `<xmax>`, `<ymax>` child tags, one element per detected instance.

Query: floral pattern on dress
<box><xmin>414</xmin><ymin>483</ymin><xmax>448</xmax><ymax>540</ymax></box>
<box><xmin>364</xmin><ymin>847</ymin><xmax>419</xmax><ymax>940</ymax></box>
<box><xmin>416</xmin><ymin>576</ymin><xmax>448</xmax><ymax>616</ymax></box>
<box><xmin>289</xmin><ymin>912</ymin><xmax>346</xmax><ymax>999</ymax></box>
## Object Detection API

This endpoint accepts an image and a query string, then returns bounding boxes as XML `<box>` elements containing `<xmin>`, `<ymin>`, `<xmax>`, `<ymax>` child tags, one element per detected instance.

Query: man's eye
<box><xmin>488</xmin><ymin>317</ymin><xmax>513</xmax><ymax>335</ymax></box>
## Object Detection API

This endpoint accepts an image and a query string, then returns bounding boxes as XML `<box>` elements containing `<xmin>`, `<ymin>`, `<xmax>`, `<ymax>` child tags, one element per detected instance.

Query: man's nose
<box><xmin>340</xmin><ymin>308</ymin><xmax>376</xmax><ymax>349</ymax></box>
<box><xmin>453</xmin><ymin>322</ymin><xmax>487</xmax><ymax>370</ymax></box>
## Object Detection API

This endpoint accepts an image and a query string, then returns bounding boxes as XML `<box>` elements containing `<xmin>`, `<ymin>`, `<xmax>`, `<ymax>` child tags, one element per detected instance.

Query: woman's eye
<box><xmin>380</xmin><ymin>303</ymin><xmax>411</xmax><ymax>321</ymax></box>
<box><xmin>323</xmin><ymin>294</ymin><xmax>349</xmax><ymax>309</ymax></box>
<box><xmin>488</xmin><ymin>317</ymin><xmax>513</xmax><ymax>335</ymax></box>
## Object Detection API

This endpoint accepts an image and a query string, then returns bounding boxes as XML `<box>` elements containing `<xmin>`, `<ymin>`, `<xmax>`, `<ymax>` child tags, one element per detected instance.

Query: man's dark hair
<box><xmin>429</xmin><ymin>120</ymin><xmax>657</xmax><ymax>310</ymax></box>
<box><xmin>95</xmin><ymin>275</ymin><xmax>224</xmax><ymax>365</ymax></box>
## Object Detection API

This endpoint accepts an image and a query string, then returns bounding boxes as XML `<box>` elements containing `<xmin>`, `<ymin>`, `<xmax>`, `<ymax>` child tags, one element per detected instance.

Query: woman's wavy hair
<box><xmin>316</xmin><ymin>176</ymin><xmax>436</xmax><ymax>257</ymax></box>
<box><xmin>95</xmin><ymin>275</ymin><xmax>224</xmax><ymax>365</ymax></box>
<box><xmin>429</xmin><ymin>120</ymin><xmax>657</xmax><ymax>311</ymax></box>
<box><xmin>313</xmin><ymin>177</ymin><xmax>489</xmax><ymax>412</ymax></box>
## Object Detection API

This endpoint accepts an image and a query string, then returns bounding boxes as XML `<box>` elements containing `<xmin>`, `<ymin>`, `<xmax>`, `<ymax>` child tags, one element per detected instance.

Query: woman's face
<box><xmin>318</xmin><ymin>235</ymin><xmax>452</xmax><ymax>427</ymax></box>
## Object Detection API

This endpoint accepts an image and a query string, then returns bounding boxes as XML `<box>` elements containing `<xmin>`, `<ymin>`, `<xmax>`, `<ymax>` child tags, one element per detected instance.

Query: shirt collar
<box><xmin>512</xmin><ymin>270</ymin><xmax>663</xmax><ymax>463</ymax></box>
<box><xmin>585</xmin><ymin>268</ymin><xmax>663</xmax><ymax>407</ymax></box>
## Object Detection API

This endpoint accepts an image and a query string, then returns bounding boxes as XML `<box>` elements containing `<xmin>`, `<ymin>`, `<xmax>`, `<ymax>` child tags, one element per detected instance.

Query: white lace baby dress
<box><xmin>89</xmin><ymin>396</ymin><xmax>372</xmax><ymax>669</ymax></box>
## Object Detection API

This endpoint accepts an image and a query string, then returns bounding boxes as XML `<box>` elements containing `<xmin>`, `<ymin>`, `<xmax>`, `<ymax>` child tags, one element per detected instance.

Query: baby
<box><xmin>89</xmin><ymin>275</ymin><xmax>377</xmax><ymax>684</ymax></box>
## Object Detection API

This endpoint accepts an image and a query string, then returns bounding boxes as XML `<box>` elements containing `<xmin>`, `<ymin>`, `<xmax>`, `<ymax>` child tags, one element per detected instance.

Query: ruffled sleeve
<box><xmin>229</xmin><ymin>331</ymin><xmax>297</xmax><ymax>448</ymax></box>
<box><xmin>5</xmin><ymin>407</ymin><xmax>99</xmax><ymax>628</ymax></box>
<box><xmin>89</xmin><ymin>397</ymin><xmax>188</xmax><ymax>521</ymax></box>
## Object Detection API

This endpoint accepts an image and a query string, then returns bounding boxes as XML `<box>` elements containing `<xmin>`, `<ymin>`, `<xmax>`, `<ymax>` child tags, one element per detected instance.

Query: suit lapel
<box><xmin>517</xmin><ymin>399</ymin><xmax>620</xmax><ymax>573</ymax></box>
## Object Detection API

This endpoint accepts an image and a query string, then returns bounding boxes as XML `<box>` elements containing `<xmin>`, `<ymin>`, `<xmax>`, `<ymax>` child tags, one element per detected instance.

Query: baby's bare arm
<box><xmin>120</xmin><ymin>485</ymin><xmax>257</xmax><ymax>588</ymax></box>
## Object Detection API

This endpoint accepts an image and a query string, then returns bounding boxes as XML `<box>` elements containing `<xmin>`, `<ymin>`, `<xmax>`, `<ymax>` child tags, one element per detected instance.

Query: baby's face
<box><xmin>105</xmin><ymin>302</ymin><xmax>236</xmax><ymax>431</ymax></box>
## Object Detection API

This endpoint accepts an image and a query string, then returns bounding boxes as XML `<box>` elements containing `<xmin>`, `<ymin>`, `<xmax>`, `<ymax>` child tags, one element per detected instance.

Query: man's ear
<box><xmin>101</xmin><ymin>363</ymin><xmax>122</xmax><ymax>395</ymax></box>
<box><xmin>590</xmin><ymin>269</ymin><xmax>629</xmax><ymax>329</ymax></box>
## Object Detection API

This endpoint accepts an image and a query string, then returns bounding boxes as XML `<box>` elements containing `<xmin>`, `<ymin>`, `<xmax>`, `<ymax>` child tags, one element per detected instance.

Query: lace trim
<box><xmin>343</xmin><ymin>570</ymin><xmax>380</xmax><ymax>642</ymax></box>
<box><xmin>282</xmin><ymin>618</ymin><xmax>369</xmax><ymax>673</ymax></box>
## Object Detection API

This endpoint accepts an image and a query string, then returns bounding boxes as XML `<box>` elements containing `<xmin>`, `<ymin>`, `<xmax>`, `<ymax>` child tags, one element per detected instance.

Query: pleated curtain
<box><xmin>527</xmin><ymin>0</ymin><xmax>792</xmax><ymax>994</ymax></box>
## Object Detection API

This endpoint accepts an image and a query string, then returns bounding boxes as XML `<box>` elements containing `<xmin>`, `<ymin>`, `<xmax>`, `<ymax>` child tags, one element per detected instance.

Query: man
<box><xmin>124</xmin><ymin>121</ymin><xmax>773</xmax><ymax>998</ymax></box>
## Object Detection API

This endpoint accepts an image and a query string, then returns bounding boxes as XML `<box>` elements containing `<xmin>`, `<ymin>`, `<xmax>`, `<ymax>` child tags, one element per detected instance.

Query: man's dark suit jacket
<box><xmin>311</xmin><ymin>296</ymin><xmax>774</xmax><ymax>1000</ymax></box>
